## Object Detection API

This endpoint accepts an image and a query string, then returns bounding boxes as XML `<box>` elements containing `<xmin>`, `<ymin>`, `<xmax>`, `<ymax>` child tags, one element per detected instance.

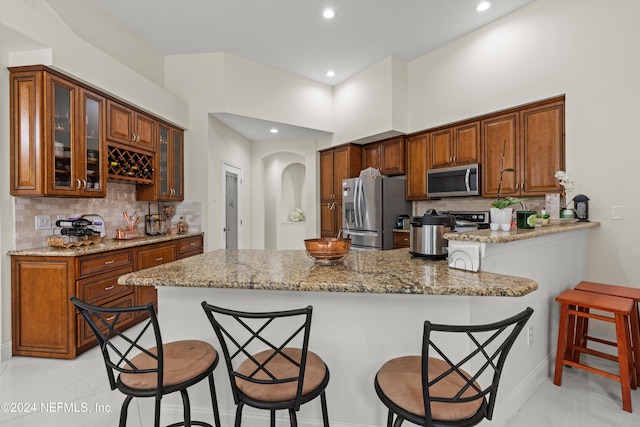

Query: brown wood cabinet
<box><xmin>137</xmin><ymin>123</ymin><xmax>184</xmax><ymax>201</ymax></box>
<box><xmin>405</xmin><ymin>133</ymin><xmax>429</xmax><ymax>200</ymax></box>
<box><xmin>9</xmin><ymin>66</ymin><xmax>107</xmax><ymax>197</ymax></box>
<box><xmin>482</xmin><ymin>97</ymin><xmax>564</xmax><ymax>198</ymax></box>
<box><xmin>428</xmin><ymin>121</ymin><xmax>480</xmax><ymax>169</ymax></box>
<box><xmin>106</xmin><ymin>100</ymin><xmax>156</xmax><ymax>152</ymax></box>
<box><xmin>393</xmin><ymin>231</ymin><xmax>410</xmax><ymax>249</ymax></box>
<box><xmin>11</xmin><ymin>235</ymin><xmax>203</xmax><ymax>359</ymax></box>
<box><xmin>319</xmin><ymin>144</ymin><xmax>361</xmax><ymax>238</ymax></box>
<box><xmin>177</xmin><ymin>234</ymin><xmax>204</xmax><ymax>259</ymax></box>
<box><xmin>361</xmin><ymin>136</ymin><xmax>406</xmax><ymax>175</ymax></box>
<box><xmin>133</xmin><ymin>241</ymin><xmax>177</xmax><ymax>315</ymax></box>
<box><xmin>9</xmin><ymin>65</ymin><xmax>187</xmax><ymax>197</ymax></box>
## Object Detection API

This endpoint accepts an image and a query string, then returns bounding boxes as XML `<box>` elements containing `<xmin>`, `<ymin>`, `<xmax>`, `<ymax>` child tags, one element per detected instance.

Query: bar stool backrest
<box><xmin>71</xmin><ymin>296</ymin><xmax>163</xmax><ymax>397</ymax></box>
<box><xmin>422</xmin><ymin>307</ymin><xmax>534</xmax><ymax>425</ymax></box>
<box><xmin>201</xmin><ymin>303</ymin><xmax>314</xmax><ymax>411</ymax></box>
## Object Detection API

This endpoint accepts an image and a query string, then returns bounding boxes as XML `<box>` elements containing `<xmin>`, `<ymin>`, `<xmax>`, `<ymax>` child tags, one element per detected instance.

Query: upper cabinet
<box><xmin>137</xmin><ymin>123</ymin><xmax>184</xmax><ymax>201</ymax></box>
<box><xmin>405</xmin><ymin>133</ymin><xmax>429</xmax><ymax>200</ymax></box>
<box><xmin>10</xmin><ymin>66</ymin><xmax>106</xmax><ymax>197</ymax></box>
<box><xmin>10</xmin><ymin>65</ymin><xmax>186</xmax><ymax>200</ymax></box>
<box><xmin>362</xmin><ymin>136</ymin><xmax>406</xmax><ymax>176</ymax></box>
<box><xmin>319</xmin><ymin>144</ymin><xmax>362</xmax><ymax>237</ymax></box>
<box><xmin>482</xmin><ymin>97</ymin><xmax>565</xmax><ymax>197</ymax></box>
<box><xmin>106</xmin><ymin>100</ymin><xmax>156</xmax><ymax>152</ymax></box>
<box><xmin>428</xmin><ymin>121</ymin><xmax>480</xmax><ymax>169</ymax></box>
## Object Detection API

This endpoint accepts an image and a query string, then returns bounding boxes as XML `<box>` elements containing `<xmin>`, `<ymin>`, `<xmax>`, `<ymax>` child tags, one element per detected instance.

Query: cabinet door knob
<box><xmin>155</xmin><ymin>257</ymin><xmax>163</xmax><ymax>262</ymax></box>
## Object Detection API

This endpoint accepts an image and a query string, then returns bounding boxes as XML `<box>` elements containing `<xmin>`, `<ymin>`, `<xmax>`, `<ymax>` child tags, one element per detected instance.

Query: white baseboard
<box><xmin>1</xmin><ymin>341</ymin><xmax>11</xmax><ymax>362</ymax></box>
<box><xmin>487</xmin><ymin>353</ymin><xmax>551</xmax><ymax>427</ymax></box>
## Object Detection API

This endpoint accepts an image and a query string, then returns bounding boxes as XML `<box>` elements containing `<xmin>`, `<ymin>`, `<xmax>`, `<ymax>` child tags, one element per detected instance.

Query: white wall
<box><xmin>407</xmin><ymin>0</ymin><xmax>640</xmax><ymax>286</ymax></box>
<box><xmin>333</xmin><ymin>56</ymin><xmax>408</xmax><ymax>144</ymax></box>
<box><xmin>164</xmin><ymin>53</ymin><xmax>333</xmax><ymax>251</ymax></box>
<box><xmin>252</xmin><ymin>141</ymin><xmax>318</xmax><ymax>250</ymax></box>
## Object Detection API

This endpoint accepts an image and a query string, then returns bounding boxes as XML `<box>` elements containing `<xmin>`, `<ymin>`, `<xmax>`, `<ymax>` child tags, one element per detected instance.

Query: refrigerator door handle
<box><xmin>354</xmin><ymin>179</ymin><xmax>361</xmax><ymax>228</ymax></box>
<box><xmin>344</xmin><ymin>230</ymin><xmax>378</xmax><ymax>237</ymax></box>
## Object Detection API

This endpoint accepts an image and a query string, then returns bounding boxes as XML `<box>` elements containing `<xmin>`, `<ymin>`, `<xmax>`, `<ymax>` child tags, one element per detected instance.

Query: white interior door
<box><xmin>221</xmin><ymin>162</ymin><xmax>242</xmax><ymax>249</ymax></box>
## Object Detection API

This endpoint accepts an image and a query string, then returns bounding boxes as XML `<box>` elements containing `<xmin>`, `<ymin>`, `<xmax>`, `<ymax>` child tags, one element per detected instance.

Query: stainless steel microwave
<box><xmin>427</xmin><ymin>164</ymin><xmax>480</xmax><ymax>198</ymax></box>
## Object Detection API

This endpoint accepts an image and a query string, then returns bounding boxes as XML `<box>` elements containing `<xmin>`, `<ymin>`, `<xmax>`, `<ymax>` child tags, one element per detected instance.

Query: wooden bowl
<box><xmin>304</xmin><ymin>238</ymin><xmax>351</xmax><ymax>263</ymax></box>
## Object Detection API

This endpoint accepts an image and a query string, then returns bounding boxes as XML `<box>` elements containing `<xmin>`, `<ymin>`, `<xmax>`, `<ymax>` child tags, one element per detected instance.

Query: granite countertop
<box><xmin>445</xmin><ymin>221</ymin><xmax>599</xmax><ymax>243</ymax></box>
<box><xmin>7</xmin><ymin>232</ymin><xmax>204</xmax><ymax>257</ymax></box>
<box><xmin>117</xmin><ymin>248</ymin><xmax>538</xmax><ymax>297</ymax></box>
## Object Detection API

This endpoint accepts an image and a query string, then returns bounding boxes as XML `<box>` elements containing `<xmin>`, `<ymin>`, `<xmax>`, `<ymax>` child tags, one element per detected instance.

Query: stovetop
<box><xmin>441</xmin><ymin>210</ymin><xmax>490</xmax><ymax>230</ymax></box>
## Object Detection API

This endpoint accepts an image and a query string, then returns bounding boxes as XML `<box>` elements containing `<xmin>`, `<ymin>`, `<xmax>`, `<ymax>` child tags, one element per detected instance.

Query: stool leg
<box><xmin>615</xmin><ymin>313</ymin><xmax>632</xmax><ymax>413</ymax></box>
<box><xmin>554</xmin><ymin>302</ymin><xmax>570</xmax><ymax>386</ymax></box>
<box><xmin>573</xmin><ymin>306</ymin><xmax>589</xmax><ymax>363</ymax></box>
<box><xmin>631</xmin><ymin>304</ymin><xmax>640</xmax><ymax>386</ymax></box>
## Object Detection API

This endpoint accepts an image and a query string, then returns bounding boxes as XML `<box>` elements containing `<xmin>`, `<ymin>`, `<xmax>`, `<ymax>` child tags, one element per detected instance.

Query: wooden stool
<box><xmin>554</xmin><ymin>289</ymin><xmax>634</xmax><ymax>412</ymax></box>
<box><xmin>574</xmin><ymin>281</ymin><xmax>640</xmax><ymax>386</ymax></box>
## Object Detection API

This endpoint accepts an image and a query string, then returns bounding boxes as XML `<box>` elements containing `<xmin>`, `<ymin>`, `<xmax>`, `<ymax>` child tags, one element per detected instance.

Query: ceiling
<box><xmin>89</xmin><ymin>0</ymin><xmax>535</xmax><ymax>141</ymax></box>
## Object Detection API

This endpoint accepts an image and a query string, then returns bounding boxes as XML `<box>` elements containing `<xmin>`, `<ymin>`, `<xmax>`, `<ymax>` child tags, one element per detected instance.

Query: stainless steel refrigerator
<box><xmin>341</xmin><ymin>175</ymin><xmax>410</xmax><ymax>250</ymax></box>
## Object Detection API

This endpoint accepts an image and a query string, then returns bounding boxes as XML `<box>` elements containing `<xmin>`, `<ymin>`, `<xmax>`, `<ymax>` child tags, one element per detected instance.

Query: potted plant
<box><xmin>490</xmin><ymin>139</ymin><xmax>525</xmax><ymax>227</ymax></box>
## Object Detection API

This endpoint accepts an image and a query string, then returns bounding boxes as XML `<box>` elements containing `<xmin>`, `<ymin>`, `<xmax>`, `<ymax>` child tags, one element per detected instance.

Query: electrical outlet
<box><xmin>527</xmin><ymin>325</ymin><xmax>533</xmax><ymax>346</ymax></box>
<box><xmin>35</xmin><ymin>215</ymin><xmax>52</xmax><ymax>230</ymax></box>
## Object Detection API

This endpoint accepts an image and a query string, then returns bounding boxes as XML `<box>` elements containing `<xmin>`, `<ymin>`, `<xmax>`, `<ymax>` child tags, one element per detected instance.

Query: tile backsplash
<box><xmin>413</xmin><ymin>196</ymin><xmax>546</xmax><ymax>216</ymax></box>
<box><xmin>13</xmin><ymin>182</ymin><xmax>201</xmax><ymax>250</ymax></box>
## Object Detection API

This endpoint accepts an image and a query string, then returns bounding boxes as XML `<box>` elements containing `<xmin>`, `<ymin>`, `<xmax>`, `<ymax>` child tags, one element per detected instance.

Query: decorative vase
<box><xmin>490</xmin><ymin>207</ymin><xmax>513</xmax><ymax>226</ymax></box>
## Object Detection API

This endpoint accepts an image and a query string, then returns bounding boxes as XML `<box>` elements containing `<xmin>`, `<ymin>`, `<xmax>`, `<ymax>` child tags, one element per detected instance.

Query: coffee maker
<box><xmin>571</xmin><ymin>194</ymin><xmax>590</xmax><ymax>222</ymax></box>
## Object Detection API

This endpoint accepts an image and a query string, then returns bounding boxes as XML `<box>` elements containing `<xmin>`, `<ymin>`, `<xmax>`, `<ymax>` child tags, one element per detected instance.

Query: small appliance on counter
<box><xmin>396</xmin><ymin>214</ymin><xmax>410</xmax><ymax>230</ymax></box>
<box><xmin>571</xmin><ymin>194</ymin><xmax>590</xmax><ymax>222</ymax></box>
<box><xmin>409</xmin><ymin>210</ymin><xmax>456</xmax><ymax>259</ymax></box>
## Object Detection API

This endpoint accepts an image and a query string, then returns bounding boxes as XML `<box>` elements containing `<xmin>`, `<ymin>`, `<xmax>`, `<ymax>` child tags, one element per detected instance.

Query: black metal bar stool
<box><xmin>201</xmin><ymin>302</ymin><xmax>330</xmax><ymax>427</ymax></box>
<box><xmin>374</xmin><ymin>307</ymin><xmax>533</xmax><ymax>427</ymax></box>
<box><xmin>71</xmin><ymin>296</ymin><xmax>222</xmax><ymax>427</ymax></box>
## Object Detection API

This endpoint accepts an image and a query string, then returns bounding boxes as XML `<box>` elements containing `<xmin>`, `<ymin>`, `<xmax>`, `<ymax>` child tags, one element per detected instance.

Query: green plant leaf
<box><xmin>490</xmin><ymin>197</ymin><xmax>526</xmax><ymax>209</ymax></box>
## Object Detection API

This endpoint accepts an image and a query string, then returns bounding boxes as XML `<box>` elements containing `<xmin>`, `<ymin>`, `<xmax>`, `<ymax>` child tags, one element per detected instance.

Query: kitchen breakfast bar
<box><xmin>117</xmin><ymin>222</ymin><xmax>598</xmax><ymax>427</ymax></box>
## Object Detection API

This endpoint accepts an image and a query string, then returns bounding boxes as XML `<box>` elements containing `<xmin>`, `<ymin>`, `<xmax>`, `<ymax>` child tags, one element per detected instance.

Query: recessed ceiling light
<box><xmin>323</xmin><ymin>8</ymin><xmax>335</xmax><ymax>19</ymax></box>
<box><xmin>326</xmin><ymin>70</ymin><xmax>335</xmax><ymax>77</ymax></box>
<box><xmin>476</xmin><ymin>1</ymin><xmax>491</xmax><ymax>12</ymax></box>
<box><xmin>270</xmin><ymin>128</ymin><xmax>279</xmax><ymax>134</ymax></box>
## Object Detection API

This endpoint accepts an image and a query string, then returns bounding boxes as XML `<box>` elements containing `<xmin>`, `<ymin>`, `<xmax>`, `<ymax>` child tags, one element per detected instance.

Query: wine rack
<box><xmin>107</xmin><ymin>145</ymin><xmax>154</xmax><ymax>184</ymax></box>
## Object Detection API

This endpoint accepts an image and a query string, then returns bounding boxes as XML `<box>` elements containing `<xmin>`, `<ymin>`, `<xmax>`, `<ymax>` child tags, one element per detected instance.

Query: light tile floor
<box><xmin>2</xmin><ymin>338</ymin><xmax>640</xmax><ymax>426</ymax></box>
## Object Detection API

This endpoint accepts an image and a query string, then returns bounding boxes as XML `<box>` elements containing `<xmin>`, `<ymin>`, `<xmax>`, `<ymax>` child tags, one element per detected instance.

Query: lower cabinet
<box><xmin>393</xmin><ymin>231</ymin><xmax>410</xmax><ymax>249</ymax></box>
<box><xmin>134</xmin><ymin>241</ymin><xmax>177</xmax><ymax>315</ymax></box>
<box><xmin>10</xmin><ymin>235</ymin><xmax>203</xmax><ymax>359</ymax></box>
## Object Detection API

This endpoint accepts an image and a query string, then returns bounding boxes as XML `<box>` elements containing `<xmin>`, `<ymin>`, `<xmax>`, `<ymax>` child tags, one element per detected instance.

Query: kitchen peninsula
<box><xmin>117</xmin><ymin>222</ymin><xmax>598</xmax><ymax>427</ymax></box>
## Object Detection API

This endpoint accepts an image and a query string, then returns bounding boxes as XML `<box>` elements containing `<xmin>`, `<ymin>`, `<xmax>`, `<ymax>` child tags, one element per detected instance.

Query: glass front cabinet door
<box><xmin>146</xmin><ymin>123</ymin><xmax>183</xmax><ymax>201</ymax></box>
<box><xmin>47</xmin><ymin>73</ymin><xmax>106</xmax><ymax>197</ymax></box>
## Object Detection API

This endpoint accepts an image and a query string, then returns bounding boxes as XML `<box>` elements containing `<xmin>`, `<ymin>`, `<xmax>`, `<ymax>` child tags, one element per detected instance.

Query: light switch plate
<box><xmin>612</xmin><ymin>205</ymin><xmax>624</xmax><ymax>220</ymax></box>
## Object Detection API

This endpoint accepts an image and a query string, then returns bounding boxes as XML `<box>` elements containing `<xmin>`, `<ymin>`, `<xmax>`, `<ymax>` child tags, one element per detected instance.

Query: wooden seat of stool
<box><xmin>554</xmin><ymin>289</ymin><xmax>634</xmax><ymax>413</ymax></box>
<box><xmin>574</xmin><ymin>281</ymin><xmax>640</xmax><ymax>385</ymax></box>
